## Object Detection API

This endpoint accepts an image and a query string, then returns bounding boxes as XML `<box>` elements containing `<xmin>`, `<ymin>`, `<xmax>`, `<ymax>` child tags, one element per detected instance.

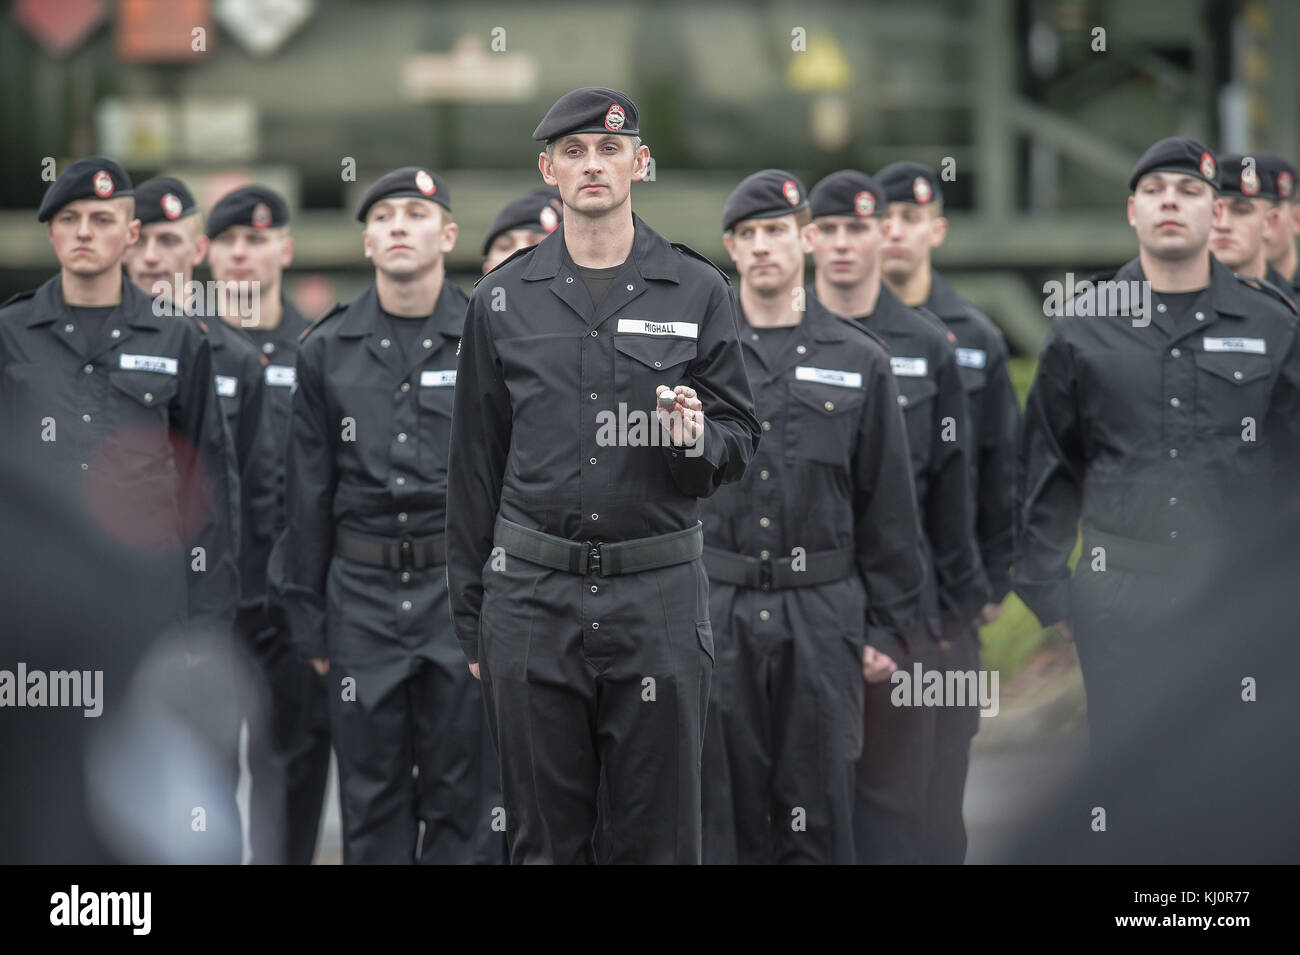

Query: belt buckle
<box><xmin>586</xmin><ymin>540</ymin><xmax>603</xmax><ymax>577</ymax></box>
<box><xmin>759</xmin><ymin>557</ymin><xmax>773</xmax><ymax>592</ymax></box>
<box><xmin>399</xmin><ymin>537</ymin><xmax>414</xmax><ymax>570</ymax></box>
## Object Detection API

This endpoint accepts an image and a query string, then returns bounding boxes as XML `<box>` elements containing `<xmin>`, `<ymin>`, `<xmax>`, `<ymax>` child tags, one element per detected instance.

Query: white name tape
<box><xmin>119</xmin><ymin>353</ymin><xmax>178</xmax><ymax>375</ymax></box>
<box><xmin>890</xmin><ymin>356</ymin><xmax>929</xmax><ymax>377</ymax></box>
<box><xmin>1203</xmin><ymin>337</ymin><xmax>1266</xmax><ymax>355</ymax></box>
<box><xmin>420</xmin><ymin>369</ymin><xmax>457</xmax><ymax>387</ymax></box>
<box><xmin>616</xmin><ymin>319</ymin><xmax>699</xmax><ymax>339</ymax></box>
<box><xmin>794</xmin><ymin>365</ymin><xmax>863</xmax><ymax>389</ymax></box>
<box><xmin>265</xmin><ymin>364</ymin><xmax>296</xmax><ymax>387</ymax></box>
<box><xmin>956</xmin><ymin>348</ymin><xmax>987</xmax><ymax>369</ymax></box>
<box><xmin>215</xmin><ymin>375</ymin><xmax>238</xmax><ymax>397</ymax></box>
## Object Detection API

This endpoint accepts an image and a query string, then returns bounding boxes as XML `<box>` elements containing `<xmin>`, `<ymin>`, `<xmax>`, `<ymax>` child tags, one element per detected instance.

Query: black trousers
<box><xmin>701</xmin><ymin>578</ymin><xmax>864</xmax><ymax>864</ymax></box>
<box><xmin>326</xmin><ymin>558</ymin><xmax>505</xmax><ymax>865</ymax></box>
<box><xmin>921</xmin><ymin>617</ymin><xmax>982</xmax><ymax>864</ymax></box>
<box><xmin>478</xmin><ymin>554</ymin><xmax>713</xmax><ymax>864</ymax></box>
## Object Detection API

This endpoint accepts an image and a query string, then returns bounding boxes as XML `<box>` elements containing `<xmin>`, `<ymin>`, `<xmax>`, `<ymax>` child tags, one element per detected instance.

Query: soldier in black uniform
<box><xmin>700</xmin><ymin>170</ymin><xmax>924</xmax><ymax>863</ymax></box>
<box><xmin>1256</xmin><ymin>151</ymin><xmax>1300</xmax><ymax>292</ymax></box>
<box><xmin>446</xmin><ymin>87</ymin><xmax>761</xmax><ymax>864</ymax></box>
<box><xmin>806</xmin><ymin>169</ymin><xmax>986</xmax><ymax>865</ymax></box>
<box><xmin>876</xmin><ymin>161</ymin><xmax>1020</xmax><ymax>863</ymax></box>
<box><xmin>482</xmin><ymin>186</ymin><xmax>562</xmax><ymax>274</ymax></box>
<box><xmin>1209</xmin><ymin>153</ymin><xmax>1294</xmax><ymax>304</ymax></box>
<box><xmin>1017</xmin><ymin>137</ymin><xmax>1300</xmax><ymax>773</ymax></box>
<box><xmin>270</xmin><ymin>167</ymin><xmax>502</xmax><ymax>864</ymax></box>
<box><xmin>206</xmin><ymin>186</ymin><xmax>332</xmax><ymax>864</ymax></box>
<box><xmin>0</xmin><ymin>157</ymin><xmax>240</xmax><ymax>856</ymax></box>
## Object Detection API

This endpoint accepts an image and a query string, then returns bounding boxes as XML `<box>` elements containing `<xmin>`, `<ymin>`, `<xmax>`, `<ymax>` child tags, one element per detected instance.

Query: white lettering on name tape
<box><xmin>794</xmin><ymin>366</ymin><xmax>863</xmax><ymax>389</ymax></box>
<box><xmin>1203</xmin><ymin>337</ymin><xmax>1266</xmax><ymax>355</ymax></box>
<box><xmin>890</xmin><ymin>356</ymin><xmax>928</xmax><ymax>377</ymax></box>
<box><xmin>215</xmin><ymin>375</ymin><xmax>238</xmax><ymax>397</ymax></box>
<box><xmin>119</xmin><ymin>354</ymin><xmax>178</xmax><ymax>375</ymax></box>
<box><xmin>420</xmin><ymin>369</ymin><xmax>457</xmax><ymax>387</ymax></box>
<box><xmin>616</xmin><ymin>319</ymin><xmax>699</xmax><ymax>339</ymax></box>
<box><xmin>956</xmin><ymin>348</ymin><xmax>987</xmax><ymax>369</ymax></box>
<box><xmin>265</xmin><ymin>364</ymin><xmax>296</xmax><ymax>387</ymax></box>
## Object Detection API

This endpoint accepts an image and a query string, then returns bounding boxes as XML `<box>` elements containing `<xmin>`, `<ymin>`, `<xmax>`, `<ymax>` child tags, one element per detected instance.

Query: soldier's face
<box><xmin>47</xmin><ymin>198</ymin><xmax>139</xmax><ymax>277</ymax></box>
<box><xmin>804</xmin><ymin>215</ymin><xmax>882</xmax><ymax>287</ymax></box>
<box><xmin>208</xmin><ymin>225</ymin><xmax>293</xmax><ymax>292</ymax></box>
<box><xmin>1263</xmin><ymin>200</ymin><xmax>1300</xmax><ymax>264</ymax></box>
<box><xmin>723</xmin><ymin>215</ymin><xmax>807</xmax><ymax>296</ymax></box>
<box><xmin>1128</xmin><ymin>172</ymin><xmax>1218</xmax><ymax>261</ymax></box>
<box><xmin>1210</xmin><ymin>196</ymin><xmax>1271</xmax><ymax>273</ymax></box>
<box><xmin>123</xmin><ymin>219</ymin><xmax>207</xmax><ymax>302</ymax></box>
<box><xmin>881</xmin><ymin>202</ymin><xmax>947</xmax><ymax>284</ymax></box>
<box><xmin>363</xmin><ymin>198</ymin><xmax>457</xmax><ymax>278</ymax></box>
<box><xmin>483</xmin><ymin>228</ymin><xmax>543</xmax><ymax>275</ymax></box>
<box><xmin>539</xmin><ymin>134</ymin><xmax>649</xmax><ymax>218</ymax></box>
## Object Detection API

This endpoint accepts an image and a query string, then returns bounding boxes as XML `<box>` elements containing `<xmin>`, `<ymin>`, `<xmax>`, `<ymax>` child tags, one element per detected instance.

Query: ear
<box><xmin>538</xmin><ymin>152</ymin><xmax>558</xmax><ymax>187</ymax></box>
<box><xmin>280</xmin><ymin>234</ymin><xmax>295</xmax><ymax>268</ymax></box>
<box><xmin>440</xmin><ymin>220</ymin><xmax>459</xmax><ymax>254</ymax></box>
<box><xmin>192</xmin><ymin>234</ymin><xmax>209</xmax><ymax>269</ymax></box>
<box><xmin>1126</xmin><ymin>195</ymin><xmax>1136</xmax><ymax>228</ymax></box>
<box><xmin>722</xmin><ymin>233</ymin><xmax>738</xmax><ymax>264</ymax></box>
<box><xmin>126</xmin><ymin>218</ymin><xmax>141</xmax><ymax>246</ymax></box>
<box><xmin>362</xmin><ymin>228</ymin><xmax>374</xmax><ymax>261</ymax></box>
<box><xmin>631</xmin><ymin>144</ymin><xmax>651</xmax><ymax>182</ymax></box>
<box><xmin>799</xmin><ymin>222</ymin><xmax>816</xmax><ymax>256</ymax></box>
<box><xmin>928</xmin><ymin>215</ymin><xmax>949</xmax><ymax>250</ymax></box>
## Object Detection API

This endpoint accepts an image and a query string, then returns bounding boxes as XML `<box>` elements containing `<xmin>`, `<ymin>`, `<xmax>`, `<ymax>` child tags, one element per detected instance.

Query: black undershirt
<box><xmin>1151</xmin><ymin>289</ymin><xmax>1205</xmax><ymax>334</ymax></box>
<box><xmin>745</xmin><ymin>321</ymin><xmax>800</xmax><ymax>366</ymax></box>
<box><xmin>68</xmin><ymin>306</ymin><xmax>115</xmax><ymax>352</ymax></box>
<box><xmin>577</xmin><ymin>264</ymin><xmax>623</xmax><ymax>311</ymax></box>
<box><xmin>380</xmin><ymin>308</ymin><xmax>426</xmax><ymax>362</ymax></box>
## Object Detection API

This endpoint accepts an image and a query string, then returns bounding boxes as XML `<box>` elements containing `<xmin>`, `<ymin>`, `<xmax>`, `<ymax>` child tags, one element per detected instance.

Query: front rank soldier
<box><xmin>271</xmin><ymin>167</ymin><xmax>503</xmax><ymax>864</ymax></box>
<box><xmin>482</xmin><ymin>186</ymin><xmax>562</xmax><ymax>274</ymax></box>
<box><xmin>1016</xmin><ymin>138</ymin><xmax>1300</xmax><ymax>774</ymax></box>
<box><xmin>447</xmin><ymin>87</ymin><xmax>761</xmax><ymax>864</ymax></box>
<box><xmin>206</xmin><ymin>186</ymin><xmax>332</xmax><ymax>865</ymax></box>
<box><xmin>0</xmin><ymin>158</ymin><xmax>239</xmax><ymax>854</ymax></box>
<box><xmin>1209</xmin><ymin>153</ymin><xmax>1294</xmax><ymax>304</ymax></box>
<box><xmin>876</xmin><ymin>160</ymin><xmax>1020</xmax><ymax>864</ymax></box>
<box><xmin>701</xmin><ymin>170</ymin><xmax>924</xmax><ymax>864</ymax></box>
<box><xmin>806</xmin><ymin>170</ymin><xmax>987</xmax><ymax>865</ymax></box>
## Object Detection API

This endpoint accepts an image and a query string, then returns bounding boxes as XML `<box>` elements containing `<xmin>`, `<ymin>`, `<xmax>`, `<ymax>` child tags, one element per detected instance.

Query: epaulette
<box><xmin>1237</xmin><ymin>274</ymin><xmax>1298</xmax><ymax>315</ymax></box>
<box><xmin>671</xmin><ymin>242</ymin><xmax>732</xmax><ymax>285</ymax></box>
<box><xmin>911</xmin><ymin>302</ymin><xmax>953</xmax><ymax>341</ymax></box>
<box><xmin>839</xmin><ymin>313</ymin><xmax>892</xmax><ymax>353</ymax></box>
<box><xmin>300</xmin><ymin>302</ymin><xmax>346</xmax><ymax>342</ymax></box>
<box><xmin>0</xmin><ymin>289</ymin><xmax>37</xmax><ymax>310</ymax></box>
<box><xmin>473</xmin><ymin>244</ymin><xmax>536</xmax><ymax>288</ymax></box>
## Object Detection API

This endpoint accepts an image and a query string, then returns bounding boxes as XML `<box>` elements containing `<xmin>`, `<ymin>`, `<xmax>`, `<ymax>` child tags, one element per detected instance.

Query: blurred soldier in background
<box><xmin>1255</xmin><ymin>151</ymin><xmax>1300</xmax><ymax>293</ymax></box>
<box><xmin>207</xmin><ymin>186</ymin><xmax>333</xmax><ymax>864</ymax></box>
<box><xmin>272</xmin><ymin>167</ymin><xmax>504</xmax><ymax>864</ymax></box>
<box><xmin>876</xmin><ymin>161</ymin><xmax>1020</xmax><ymax>863</ymax></box>
<box><xmin>1210</xmin><ymin>152</ymin><xmax>1293</xmax><ymax>304</ymax></box>
<box><xmin>701</xmin><ymin>170</ymin><xmax>923</xmax><ymax>863</ymax></box>
<box><xmin>482</xmin><ymin>186</ymin><xmax>562</xmax><ymax>274</ymax></box>
<box><xmin>806</xmin><ymin>169</ymin><xmax>986</xmax><ymax>865</ymax></box>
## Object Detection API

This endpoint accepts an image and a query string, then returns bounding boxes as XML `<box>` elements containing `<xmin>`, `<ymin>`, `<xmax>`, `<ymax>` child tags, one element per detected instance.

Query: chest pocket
<box><xmin>417</xmin><ymin>378</ymin><xmax>456</xmax><ymax>474</ymax></box>
<box><xmin>613</xmin><ymin>333</ymin><xmax>697</xmax><ymax>408</ymax></box>
<box><xmin>790</xmin><ymin>382</ymin><xmax>864</xmax><ymax>468</ymax></box>
<box><xmin>1194</xmin><ymin>351</ymin><xmax>1272</xmax><ymax>437</ymax></box>
<box><xmin>895</xmin><ymin>375</ymin><xmax>939</xmax><ymax>475</ymax></box>
<box><xmin>108</xmin><ymin>370</ymin><xmax>180</xmax><ymax>469</ymax></box>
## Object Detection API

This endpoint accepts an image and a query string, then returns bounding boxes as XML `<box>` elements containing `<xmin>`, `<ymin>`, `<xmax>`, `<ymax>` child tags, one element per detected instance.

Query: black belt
<box><xmin>334</xmin><ymin>527</ymin><xmax>446</xmax><ymax>570</ymax></box>
<box><xmin>703</xmin><ymin>545</ymin><xmax>854</xmax><ymax>591</ymax></box>
<box><xmin>493</xmin><ymin>516</ymin><xmax>703</xmax><ymax>577</ymax></box>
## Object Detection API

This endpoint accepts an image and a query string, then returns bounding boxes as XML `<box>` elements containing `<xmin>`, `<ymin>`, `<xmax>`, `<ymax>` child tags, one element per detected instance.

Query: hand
<box><xmin>1051</xmin><ymin>619</ymin><xmax>1074</xmax><ymax>643</ymax></box>
<box><xmin>655</xmin><ymin>385</ymin><xmax>704</xmax><ymax>447</ymax></box>
<box><xmin>862</xmin><ymin>646</ymin><xmax>898</xmax><ymax>684</ymax></box>
<box><xmin>309</xmin><ymin>657</ymin><xmax>330</xmax><ymax>676</ymax></box>
<box><xmin>978</xmin><ymin>602</ymin><xmax>1003</xmax><ymax>626</ymax></box>
<box><xmin>469</xmin><ymin>662</ymin><xmax>481</xmax><ymax>681</ymax></box>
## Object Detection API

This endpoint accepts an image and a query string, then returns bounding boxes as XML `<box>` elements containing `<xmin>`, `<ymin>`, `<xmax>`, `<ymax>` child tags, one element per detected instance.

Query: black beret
<box><xmin>355</xmin><ymin>167</ymin><xmax>452</xmax><ymax>222</ymax></box>
<box><xmin>808</xmin><ymin>170</ymin><xmax>886</xmax><ymax>220</ymax></box>
<box><xmin>37</xmin><ymin>156</ymin><xmax>133</xmax><ymax>222</ymax></box>
<box><xmin>134</xmin><ymin>176</ymin><xmax>199</xmax><ymax>225</ymax></box>
<box><xmin>481</xmin><ymin>187</ymin><xmax>561</xmax><ymax>255</ymax></box>
<box><xmin>1252</xmin><ymin>150</ymin><xmax>1298</xmax><ymax>201</ymax></box>
<box><xmin>875</xmin><ymin>161</ymin><xmax>943</xmax><ymax>206</ymax></box>
<box><xmin>205</xmin><ymin>185</ymin><xmax>290</xmax><ymax>238</ymax></box>
<box><xmin>722</xmin><ymin>170</ymin><xmax>808</xmax><ymax>232</ymax></box>
<box><xmin>533</xmin><ymin>87</ymin><xmax>639</xmax><ymax>142</ymax></box>
<box><xmin>1218</xmin><ymin>153</ymin><xmax>1284</xmax><ymax>200</ymax></box>
<box><xmin>1129</xmin><ymin>137</ymin><xmax>1220</xmax><ymax>192</ymax></box>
